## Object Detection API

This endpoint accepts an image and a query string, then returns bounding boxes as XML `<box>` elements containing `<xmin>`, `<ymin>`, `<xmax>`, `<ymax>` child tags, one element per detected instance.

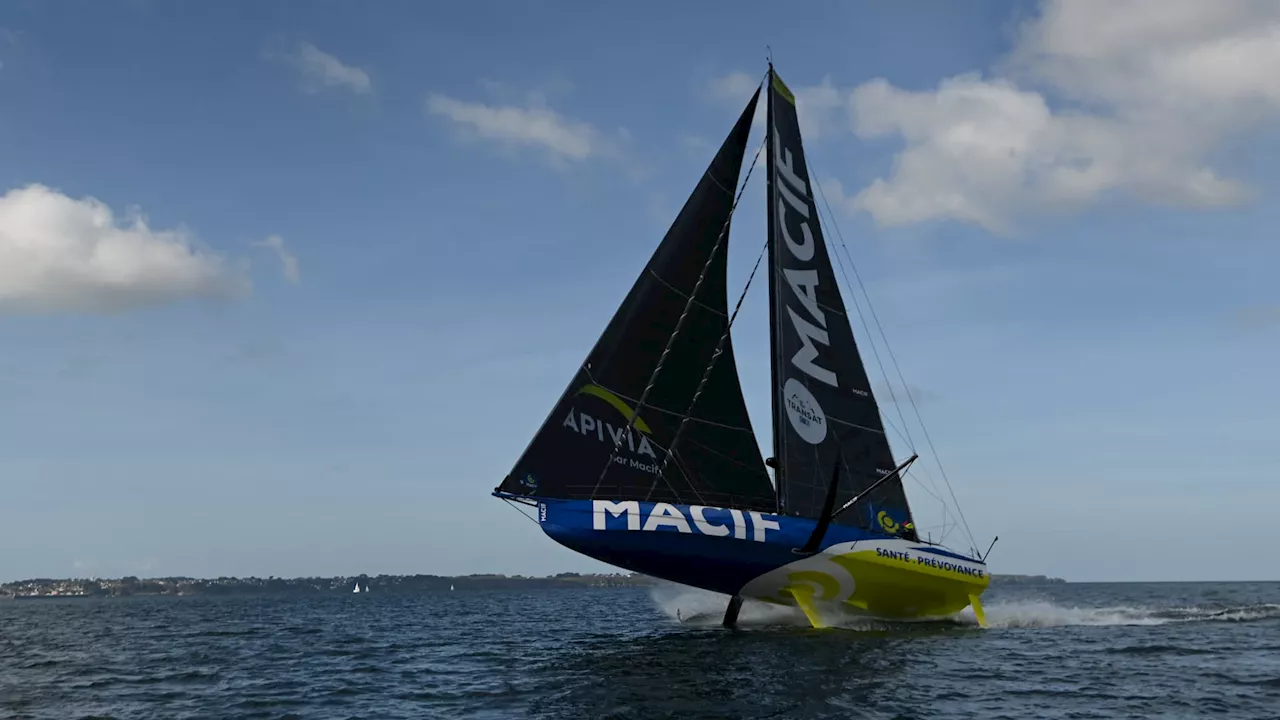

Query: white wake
<box><xmin>648</xmin><ymin>584</ymin><xmax>1280</xmax><ymax>630</ymax></box>
<box><xmin>969</xmin><ymin>600</ymin><xmax>1280</xmax><ymax>628</ymax></box>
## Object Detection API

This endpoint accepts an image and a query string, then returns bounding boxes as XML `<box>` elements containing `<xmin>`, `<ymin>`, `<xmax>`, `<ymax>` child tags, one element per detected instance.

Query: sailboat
<box><xmin>352</xmin><ymin>582</ymin><xmax>362</xmax><ymax>594</ymax></box>
<box><xmin>492</xmin><ymin>64</ymin><xmax>992</xmax><ymax>629</ymax></box>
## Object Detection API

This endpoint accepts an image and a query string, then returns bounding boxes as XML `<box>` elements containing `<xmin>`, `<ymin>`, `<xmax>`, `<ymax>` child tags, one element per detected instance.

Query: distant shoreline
<box><xmin>1</xmin><ymin>572</ymin><xmax>1065</xmax><ymax>599</ymax></box>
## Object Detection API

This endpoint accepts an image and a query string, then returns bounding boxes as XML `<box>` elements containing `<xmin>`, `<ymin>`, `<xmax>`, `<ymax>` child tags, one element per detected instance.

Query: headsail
<box><xmin>765</xmin><ymin>69</ymin><xmax>915</xmax><ymax>532</ymax></box>
<box><xmin>498</xmin><ymin>86</ymin><xmax>776</xmax><ymax>512</ymax></box>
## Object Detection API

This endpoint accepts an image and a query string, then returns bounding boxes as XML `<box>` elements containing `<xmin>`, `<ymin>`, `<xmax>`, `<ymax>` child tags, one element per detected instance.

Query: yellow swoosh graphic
<box><xmin>575</xmin><ymin>383</ymin><xmax>652</xmax><ymax>434</ymax></box>
<box><xmin>785</xmin><ymin>570</ymin><xmax>840</xmax><ymax>601</ymax></box>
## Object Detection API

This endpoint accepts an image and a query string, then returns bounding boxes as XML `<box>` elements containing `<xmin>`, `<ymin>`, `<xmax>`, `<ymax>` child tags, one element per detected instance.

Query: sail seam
<box><xmin>647</xmin><ymin>269</ymin><xmax>728</xmax><ymax>317</ymax></box>
<box><xmin>645</xmin><ymin>411</ymin><xmax>755</xmax><ymax>432</ymax></box>
<box><xmin>823</xmin><ymin>417</ymin><xmax>889</xmax><ymax>436</ymax></box>
<box><xmin>679</xmin><ymin>437</ymin><xmax>776</xmax><ymax>484</ymax></box>
<box><xmin>573</xmin><ymin>381</ymin><xmax>758</xmax><ymax>433</ymax></box>
<box><xmin>704</xmin><ymin>167</ymin><xmax>735</xmax><ymax>198</ymax></box>
<box><xmin>588</xmin><ymin>118</ymin><xmax>769</xmax><ymax>503</ymax></box>
<box><xmin>669</xmin><ymin>416</ymin><xmax>757</xmax><ymax>432</ymax></box>
<box><xmin>646</xmin><ymin>231</ymin><xmax>772</xmax><ymax>502</ymax></box>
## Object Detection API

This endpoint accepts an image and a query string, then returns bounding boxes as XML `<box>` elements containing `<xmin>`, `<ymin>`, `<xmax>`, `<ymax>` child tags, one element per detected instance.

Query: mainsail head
<box><xmin>498</xmin><ymin>86</ymin><xmax>776</xmax><ymax>512</ymax></box>
<box><xmin>764</xmin><ymin>69</ymin><xmax>916</xmax><ymax>533</ymax></box>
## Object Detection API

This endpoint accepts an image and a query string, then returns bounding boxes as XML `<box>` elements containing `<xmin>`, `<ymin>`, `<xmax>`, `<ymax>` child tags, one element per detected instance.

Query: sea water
<box><xmin>1</xmin><ymin>581</ymin><xmax>1277</xmax><ymax>719</ymax></box>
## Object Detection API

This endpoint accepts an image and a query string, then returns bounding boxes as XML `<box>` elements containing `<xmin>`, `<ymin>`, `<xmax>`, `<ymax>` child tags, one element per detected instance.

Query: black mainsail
<box><xmin>498</xmin><ymin>86</ymin><xmax>776</xmax><ymax>512</ymax></box>
<box><xmin>764</xmin><ymin>69</ymin><xmax>916</xmax><ymax>531</ymax></box>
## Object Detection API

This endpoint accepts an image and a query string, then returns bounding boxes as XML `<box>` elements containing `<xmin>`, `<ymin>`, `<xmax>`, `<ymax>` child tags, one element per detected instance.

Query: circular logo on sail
<box><xmin>783</xmin><ymin>378</ymin><xmax>827</xmax><ymax>444</ymax></box>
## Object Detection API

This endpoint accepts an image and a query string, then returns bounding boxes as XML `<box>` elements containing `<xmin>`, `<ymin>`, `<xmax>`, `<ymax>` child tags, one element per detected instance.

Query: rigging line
<box><xmin>810</xmin><ymin>178</ymin><xmax>969</xmax><ymax>549</ymax></box>
<box><xmin>902</xmin><ymin>454</ymin><xmax>948</xmax><ymax>504</ymax></box>
<box><xmin>903</xmin><ymin>469</ymin><xmax>945</xmax><ymax>504</ymax></box>
<box><xmin>646</xmin><ymin>232</ymin><xmax>771</xmax><ymax>502</ymax></box>
<box><xmin>501</xmin><ymin>497</ymin><xmax>540</xmax><ymax>527</ymax></box>
<box><xmin>578</xmin><ymin>380</ymin><xmax>758</xmax><ymax>433</ymax></box>
<box><xmin>588</xmin><ymin>122</ymin><xmax>770</xmax><ymax>502</ymax></box>
<box><xmin>680</xmin><ymin>435</ymin><xmax>772</xmax><ymax>476</ymax></box>
<box><xmin>642</xmin><ymin>435</ymin><xmax>705</xmax><ymax>506</ymax></box>
<box><xmin>916</xmin><ymin>471</ymin><xmax>957</xmax><ymax>538</ymax></box>
<box><xmin>809</xmin><ymin>179</ymin><xmax>948</xmax><ymax>508</ymax></box>
<box><xmin>809</xmin><ymin>173</ymin><xmax>978</xmax><ymax>554</ymax></box>
<box><xmin>808</xmin><ymin>177</ymin><xmax>916</xmax><ymax>454</ymax></box>
<box><xmin>800</xmin><ymin>230</ymin><xmax>922</xmax><ymax>497</ymax></box>
<box><xmin>807</xmin><ymin>177</ymin><xmax>910</xmax><ymax>447</ymax></box>
<box><xmin>648</xmin><ymin>269</ymin><xmax>728</xmax><ymax>317</ymax></box>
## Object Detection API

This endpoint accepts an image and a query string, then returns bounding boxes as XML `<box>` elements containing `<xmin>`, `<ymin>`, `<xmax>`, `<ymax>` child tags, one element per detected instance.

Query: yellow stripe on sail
<box><xmin>575</xmin><ymin>383</ymin><xmax>652</xmax><ymax>434</ymax></box>
<box><xmin>771</xmin><ymin>72</ymin><xmax>796</xmax><ymax>104</ymax></box>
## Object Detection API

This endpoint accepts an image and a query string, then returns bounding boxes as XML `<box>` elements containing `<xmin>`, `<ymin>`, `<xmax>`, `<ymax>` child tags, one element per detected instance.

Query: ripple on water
<box><xmin>0</xmin><ymin>583</ymin><xmax>1278</xmax><ymax>719</ymax></box>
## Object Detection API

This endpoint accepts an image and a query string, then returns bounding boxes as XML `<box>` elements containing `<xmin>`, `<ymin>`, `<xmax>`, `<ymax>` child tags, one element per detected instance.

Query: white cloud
<box><xmin>706</xmin><ymin>71</ymin><xmax>855</xmax><ymax>143</ymax></box>
<box><xmin>0</xmin><ymin>184</ymin><xmax>245</xmax><ymax>314</ymax></box>
<box><xmin>708</xmin><ymin>71</ymin><xmax>760</xmax><ymax>103</ymax></box>
<box><xmin>792</xmin><ymin>77</ymin><xmax>844</xmax><ymax>141</ymax></box>
<box><xmin>284</xmin><ymin>42</ymin><xmax>372</xmax><ymax>95</ymax></box>
<box><xmin>847</xmin><ymin>0</ymin><xmax>1280</xmax><ymax>232</ymax></box>
<box><xmin>252</xmin><ymin>234</ymin><xmax>300</xmax><ymax>285</ymax></box>
<box><xmin>848</xmin><ymin>73</ymin><xmax>1252</xmax><ymax>233</ymax></box>
<box><xmin>707</xmin><ymin>71</ymin><xmax>768</xmax><ymax>139</ymax></box>
<box><xmin>425</xmin><ymin>93</ymin><xmax>608</xmax><ymax>164</ymax></box>
<box><xmin>713</xmin><ymin>1</ymin><xmax>1280</xmax><ymax>233</ymax></box>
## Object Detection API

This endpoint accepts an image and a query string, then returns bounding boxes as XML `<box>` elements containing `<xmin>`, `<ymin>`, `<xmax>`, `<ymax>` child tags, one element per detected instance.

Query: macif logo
<box><xmin>592</xmin><ymin>500</ymin><xmax>781</xmax><ymax>543</ymax></box>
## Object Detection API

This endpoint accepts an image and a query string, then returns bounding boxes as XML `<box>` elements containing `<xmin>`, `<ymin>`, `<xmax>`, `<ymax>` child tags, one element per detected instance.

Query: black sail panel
<box><xmin>499</xmin><ymin>87</ymin><xmax>776</xmax><ymax>512</ymax></box>
<box><xmin>765</xmin><ymin>70</ymin><xmax>915</xmax><ymax>531</ymax></box>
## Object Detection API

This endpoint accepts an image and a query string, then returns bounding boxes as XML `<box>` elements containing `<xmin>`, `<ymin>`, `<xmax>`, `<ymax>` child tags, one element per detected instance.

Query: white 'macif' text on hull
<box><xmin>591</xmin><ymin>500</ymin><xmax>780</xmax><ymax>542</ymax></box>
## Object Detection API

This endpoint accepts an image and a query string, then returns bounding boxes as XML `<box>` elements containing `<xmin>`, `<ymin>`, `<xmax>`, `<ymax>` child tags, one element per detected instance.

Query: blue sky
<box><xmin>1</xmin><ymin>0</ymin><xmax>1277</xmax><ymax>583</ymax></box>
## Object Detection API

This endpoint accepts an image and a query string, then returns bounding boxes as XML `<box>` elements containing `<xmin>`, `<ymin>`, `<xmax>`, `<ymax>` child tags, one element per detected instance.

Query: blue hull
<box><xmin>528</xmin><ymin>497</ymin><xmax>975</xmax><ymax>597</ymax></box>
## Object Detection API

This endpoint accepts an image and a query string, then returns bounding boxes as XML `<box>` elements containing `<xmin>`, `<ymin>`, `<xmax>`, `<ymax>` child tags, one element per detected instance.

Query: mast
<box><xmin>765</xmin><ymin>62</ymin><xmax>785</xmax><ymax>514</ymax></box>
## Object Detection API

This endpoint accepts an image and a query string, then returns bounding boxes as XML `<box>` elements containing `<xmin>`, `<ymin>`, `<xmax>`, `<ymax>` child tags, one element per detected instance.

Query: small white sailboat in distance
<box><xmin>352</xmin><ymin>582</ymin><xmax>362</xmax><ymax>593</ymax></box>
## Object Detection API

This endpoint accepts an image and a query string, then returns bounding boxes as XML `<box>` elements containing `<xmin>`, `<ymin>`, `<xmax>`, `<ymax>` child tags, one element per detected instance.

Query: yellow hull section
<box><xmin>741</xmin><ymin>539</ymin><xmax>990</xmax><ymax>628</ymax></box>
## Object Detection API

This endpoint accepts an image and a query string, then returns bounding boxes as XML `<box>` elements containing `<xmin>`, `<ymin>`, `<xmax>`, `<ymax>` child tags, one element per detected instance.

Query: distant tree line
<box><xmin>1</xmin><ymin>572</ymin><xmax>657</xmax><ymax>598</ymax></box>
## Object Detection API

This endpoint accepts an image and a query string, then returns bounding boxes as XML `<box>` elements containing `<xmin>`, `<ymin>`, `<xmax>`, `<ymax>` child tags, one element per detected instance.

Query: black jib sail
<box><xmin>764</xmin><ymin>69</ymin><xmax>916</xmax><ymax>532</ymax></box>
<box><xmin>498</xmin><ymin>86</ymin><xmax>776</xmax><ymax>512</ymax></box>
